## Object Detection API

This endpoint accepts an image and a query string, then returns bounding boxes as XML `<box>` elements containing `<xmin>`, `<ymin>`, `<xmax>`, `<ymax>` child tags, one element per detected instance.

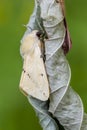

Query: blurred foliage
<box><xmin>0</xmin><ymin>0</ymin><xmax>87</xmax><ymax>130</ymax></box>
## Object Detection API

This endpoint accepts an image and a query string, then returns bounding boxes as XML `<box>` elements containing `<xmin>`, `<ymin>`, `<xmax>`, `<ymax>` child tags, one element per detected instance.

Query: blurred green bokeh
<box><xmin>0</xmin><ymin>0</ymin><xmax>87</xmax><ymax>130</ymax></box>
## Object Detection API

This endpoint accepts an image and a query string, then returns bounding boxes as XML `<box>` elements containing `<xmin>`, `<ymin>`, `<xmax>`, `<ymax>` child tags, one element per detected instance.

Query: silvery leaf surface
<box><xmin>28</xmin><ymin>96</ymin><xmax>59</xmax><ymax>130</ymax></box>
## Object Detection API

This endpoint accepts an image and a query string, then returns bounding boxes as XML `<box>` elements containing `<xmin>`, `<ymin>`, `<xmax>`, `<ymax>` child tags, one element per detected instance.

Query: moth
<box><xmin>19</xmin><ymin>30</ymin><xmax>50</xmax><ymax>101</ymax></box>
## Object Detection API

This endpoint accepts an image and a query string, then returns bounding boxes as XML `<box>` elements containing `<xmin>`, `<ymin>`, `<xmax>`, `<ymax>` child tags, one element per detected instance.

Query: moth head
<box><xmin>36</xmin><ymin>30</ymin><xmax>48</xmax><ymax>42</ymax></box>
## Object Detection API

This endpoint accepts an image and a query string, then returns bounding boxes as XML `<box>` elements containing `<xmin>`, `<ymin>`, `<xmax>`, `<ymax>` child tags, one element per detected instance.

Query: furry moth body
<box><xmin>20</xmin><ymin>30</ymin><xmax>50</xmax><ymax>101</ymax></box>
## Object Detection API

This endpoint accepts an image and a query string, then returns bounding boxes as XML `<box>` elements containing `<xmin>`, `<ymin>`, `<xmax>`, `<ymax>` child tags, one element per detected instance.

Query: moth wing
<box><xmin>20</xmin><ymin>42</ymin><xmax>50</xmax><ymax>101</ymax></box>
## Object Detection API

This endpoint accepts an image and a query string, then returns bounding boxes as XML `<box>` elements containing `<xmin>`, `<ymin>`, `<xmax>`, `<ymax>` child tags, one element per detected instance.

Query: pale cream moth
<box><xmin>20</xmin><ymin>30</ymin><xmax>49</xmax><ymax>101</ymax></box>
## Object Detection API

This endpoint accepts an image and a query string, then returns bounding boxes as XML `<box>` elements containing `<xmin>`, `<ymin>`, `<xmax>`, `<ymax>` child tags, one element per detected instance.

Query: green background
<box><xmin>0</xmin><ymin>0</ymin><xmax>87</xmax><ymax>130</ymax></box>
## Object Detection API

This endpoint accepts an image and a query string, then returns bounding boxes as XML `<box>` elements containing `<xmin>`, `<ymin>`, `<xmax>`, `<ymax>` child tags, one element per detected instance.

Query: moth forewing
<box><xmin>19</xmin><ymin>31</ymin><xmax>50</xmax><ymax>101</ymax></box>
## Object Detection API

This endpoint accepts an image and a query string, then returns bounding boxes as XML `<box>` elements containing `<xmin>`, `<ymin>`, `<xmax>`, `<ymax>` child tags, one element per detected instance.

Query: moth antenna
<box><xmin>22</xmin><ymin>24</ymin><xmax>27</xmax><ymax>28</ymax></box>
<box><xmin>27</xmin><ymin>26</ymin><xmax>33</xmax><ymax>31</ymax></box>
<box><xmin>22</xmin><ymin>24</ymin><xmax>33</xmax><ymax>32</ymax></box>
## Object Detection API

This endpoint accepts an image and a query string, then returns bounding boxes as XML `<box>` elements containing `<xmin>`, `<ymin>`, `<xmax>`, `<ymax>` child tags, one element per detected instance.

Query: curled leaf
<box><xmin>20</xmin><ymin>0</ymin><xmax>87</xmax><ymax>129</ymax></box>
